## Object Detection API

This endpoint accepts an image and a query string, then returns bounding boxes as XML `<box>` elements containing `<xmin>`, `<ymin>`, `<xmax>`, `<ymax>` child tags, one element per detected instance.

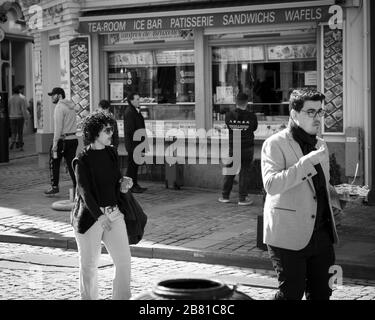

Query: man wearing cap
<box><xmin>44</xmin><ymin>87</ymin><xmax>78</xmax><ymax>196</ymax></box>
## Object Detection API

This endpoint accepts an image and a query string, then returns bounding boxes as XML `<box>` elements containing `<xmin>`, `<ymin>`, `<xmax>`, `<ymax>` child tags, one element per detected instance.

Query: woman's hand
<box><xmin>120</xmin><ymin>176</ymin><xmax>133</xmax><ymax>193</ymax></box>
<box><xmin>98</xmin><ymin>215</ymin><xmax>112</xmax><ymax>231</ymax></box>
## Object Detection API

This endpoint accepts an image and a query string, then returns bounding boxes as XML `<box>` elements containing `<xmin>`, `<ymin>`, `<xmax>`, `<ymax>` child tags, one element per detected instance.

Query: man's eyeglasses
<box><xmin>103</xmin><ymin>126</ymin><xmax>114</xmax><ymax>134</ymax></box>
<box><xmin>300</xmin><ymin>108</ymin><xmax>326</xmax><ymax>118</ymax></box>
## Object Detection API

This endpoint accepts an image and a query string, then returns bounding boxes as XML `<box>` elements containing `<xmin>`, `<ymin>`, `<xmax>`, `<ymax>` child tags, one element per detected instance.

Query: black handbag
<box><xmin>119</xmin><ymin>191</ymin><xmax>148</xmax><ymax>245</ymax></box>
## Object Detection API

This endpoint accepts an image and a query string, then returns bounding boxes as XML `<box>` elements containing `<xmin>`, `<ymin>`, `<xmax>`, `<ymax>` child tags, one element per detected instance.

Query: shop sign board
<box><xmin>322</xmin><ymin>26</ymin><xmax>344</xmax><ymax>134</ymax></box>
<box><xmin>69</xmin><ymin>37</ymin><xmax>91</xmax><ymax>122</ymax></box>
<box><xmin>107</xmin><ymin>29</ymin><xmax>194</xmax><ymax>44</ymax></box>
<box><xmin>79</xmin><ymin>6</ymin><xmax>332</xmax><ymax>34</ymax></box>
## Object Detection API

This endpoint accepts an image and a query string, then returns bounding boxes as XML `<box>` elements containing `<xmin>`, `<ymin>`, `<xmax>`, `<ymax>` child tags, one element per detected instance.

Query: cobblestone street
<box><xmin>1</xmin><ymin>243</ymin><xmax>375</xmax><ymax>300</ymax></box>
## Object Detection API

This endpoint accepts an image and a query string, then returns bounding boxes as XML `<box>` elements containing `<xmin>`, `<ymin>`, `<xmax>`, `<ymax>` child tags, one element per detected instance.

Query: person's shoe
<box><xmin>218</xmin><ymin>197</ymin><xmax>230</xmax><ymax>203</ymax></box>
<box><xmin>130</xmin><ymin>185</ymin><xmax>147</xmax><ymax>193</ymax></box>
<box><xmin>44</xmin><ymin>186</ymin><xmax>59</xmax><ymax>196</ymax></box>
<box><xmin>9</xmin><ymin>142</ymin><xmax>15</xmax><ymax>150</ymax></box>
<box><xmin>238</xmin><ymin>198</ymin><xmax>253</xmax><ymax>206</ymax></box>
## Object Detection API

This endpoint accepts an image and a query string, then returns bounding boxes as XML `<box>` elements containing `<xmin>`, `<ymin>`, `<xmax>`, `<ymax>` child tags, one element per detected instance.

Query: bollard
<box><xmin>132</xmin><ymin>278</ymin><xmax>252</xmax><ymax>300</ymax></box>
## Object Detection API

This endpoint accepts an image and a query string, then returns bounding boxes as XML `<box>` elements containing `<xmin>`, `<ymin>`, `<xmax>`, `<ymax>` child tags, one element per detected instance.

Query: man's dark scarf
<box><xmin>289</xmin><ymin>120</ymin><xmax>331</xmax><ymax>232</ymax></box>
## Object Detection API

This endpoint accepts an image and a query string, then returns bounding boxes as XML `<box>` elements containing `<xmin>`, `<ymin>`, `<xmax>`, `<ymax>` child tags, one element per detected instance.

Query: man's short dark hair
<box><xmin>236</xmin><ymin>92</ymin><xmax>249</xmax><ymax>103</ymax></box>
<box><xmin>82</xmin><ymin>112</ymin><xmax>113</xmax><ymax>145</ymax></box>
<box><xmin>98</xmin><ymin>99</ymin><xmax>111</xmax><ymax>110</ymax></box>
<box><xmin>13</xmin><ymin>85</ymin><xmax>24</xmax><ymax>94</ymax></box>
<box><xmin>127</xmin><ymin>92</ymin><xmax>139</xmax><ymax>103</ymax></box>
<box><xmin>289</xmin><ymin>88</ymin><xmax>325</xmax><ymax>112</ymax></box>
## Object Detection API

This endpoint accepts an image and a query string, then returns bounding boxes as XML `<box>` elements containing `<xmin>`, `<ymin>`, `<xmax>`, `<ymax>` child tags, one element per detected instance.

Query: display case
<box><xmin>113</xmin><ymin>102</ymin><xmax>195</xmax><ymax>137</ymax></box>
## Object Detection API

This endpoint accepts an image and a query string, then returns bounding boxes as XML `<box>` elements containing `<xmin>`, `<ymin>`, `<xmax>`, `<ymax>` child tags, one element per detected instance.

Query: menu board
<box><xmin>69</xmin><ymin>37</ymin><xmax>90</xmax><ymax>121</ymax></box>
<box><xmin>108</xmin><ymin>51</ymin><xmax>153</xmax><ymax>67</ymax></box>
<box><xmin>155</xmin><ymin>50</ymin><xmax>194</xmax><ymax>65</ymax></box>
<box><xmin>212</xmin><ymin>46</ymin><xmax>264</xmax><ymax>62</ymax></box>
<box><xmin>110</xmin><ymin>82</ymin><xmax>124</xmax><ymax>101</ymax></box>
<box><xmin>323</xmin><ymin>27</ymin><xmax>344</xmax><ymax>134</ymax></box>
<box><xmin>216</xmin><ymin>86</ymin><xmax>234</xmax><ymax>104</ymax></box>
<box><xmin>267</xmin><ymin>44</ymin><xmax>316</xmax><ymax>60</ymax></box>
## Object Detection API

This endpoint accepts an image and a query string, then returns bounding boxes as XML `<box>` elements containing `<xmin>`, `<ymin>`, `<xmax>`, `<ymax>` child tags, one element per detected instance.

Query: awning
<box><xmin>5</xmin><ymin>32</ymin><xmax>33</xmax><ymax>42</ymax></box>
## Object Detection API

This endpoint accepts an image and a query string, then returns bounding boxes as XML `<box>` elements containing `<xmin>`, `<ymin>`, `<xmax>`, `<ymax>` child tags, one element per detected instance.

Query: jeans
<box><xmin>49</xmin><ymin>139</ymin><xmax>78</xmax><ymax>188</ymax></box>
<box><xmin>10</xmin><ymin>117</ymin><xmax>24</xmax><ymax>145</ymax></box>
<box><xmin>222</xmin><ymin>152</ymin><xmax>253</xmax><ymax>201</ymax></box>
<box><xmin>74</xmin><ymin>217</ymin><xmax>131</xmax><ymax>300</ymax></box>
<box><xmin>267</xmin><ymin>226</ymin><xmax>335</xmax><ymax>300</ymax></box>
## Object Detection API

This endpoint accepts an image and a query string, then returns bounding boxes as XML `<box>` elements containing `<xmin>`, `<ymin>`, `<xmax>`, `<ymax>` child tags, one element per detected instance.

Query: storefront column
<box><xmin>91</xmin><ymin>33</ymin><xmax>100</xmax><ymax>110</ymax></box>
<box><xmin>194</xmin><ymin>28</ymin><xmax>211</xmax><ymax>130</ymax></box>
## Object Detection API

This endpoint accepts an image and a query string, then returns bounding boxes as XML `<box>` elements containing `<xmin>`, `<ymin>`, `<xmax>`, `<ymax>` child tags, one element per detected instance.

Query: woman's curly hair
<box><xmin>82</xmin><ymin>111</ymin><xmax>113</xmax><ymax>145</ymax></box>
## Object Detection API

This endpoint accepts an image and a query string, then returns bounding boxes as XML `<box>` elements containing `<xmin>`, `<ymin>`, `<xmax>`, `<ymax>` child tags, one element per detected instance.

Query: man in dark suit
<box><xmin>123</xmin><ymin>92</ymin><xmax>148</xmax><ymax>193</ymax></box>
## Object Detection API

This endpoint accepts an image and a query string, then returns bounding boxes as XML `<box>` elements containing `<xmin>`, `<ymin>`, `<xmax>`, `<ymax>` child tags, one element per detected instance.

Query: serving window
<box><xmin>211</xmin><ymin>40</ymin><xmax>318</xmax><ymax>138</ymax></box>
<box><xmin>108</xmin><ymin>49</ymin><xmax>195</xmax><ymax>120</ymax></box>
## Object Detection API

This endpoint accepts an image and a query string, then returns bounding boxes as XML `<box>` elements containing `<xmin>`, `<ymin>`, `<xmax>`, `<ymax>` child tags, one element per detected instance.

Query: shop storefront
<box><xmin>0</xmin><ymin>1</ymin><xmax>33</xmax><ymax>138</ymax></box>
<box><xmin>25</xmin><ymin>0</ymin><xmax>372</xmax><ymax>191</ymax></box>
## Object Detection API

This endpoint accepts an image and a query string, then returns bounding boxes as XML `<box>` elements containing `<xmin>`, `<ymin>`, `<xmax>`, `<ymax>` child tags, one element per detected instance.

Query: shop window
<box><xmin>1</xmin><ymin>62</ymin><xmax>10</xmax><ymax>92</ymax></box>
<box><xmin>1</xmin><ymin>39</ymin><xmax>10</xmax><ymax>61</ymax></box>
<box><xmin>212</xmin><ymin>43</ymin><xmax>317</xmax><ymax>127</ymax></box>
<box><xmin>108</xmin><ymin>49</ymin><xmax>195</xmax><ymax>125</ymax></box>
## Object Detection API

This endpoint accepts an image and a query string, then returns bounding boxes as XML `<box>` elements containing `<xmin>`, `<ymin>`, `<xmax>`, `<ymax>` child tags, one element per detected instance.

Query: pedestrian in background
<box><xmin>44</xmin><ymin>87</ymin><xmax>78</xmax><ymax>196</ymax></box>
<box><xmin>218</xmin><ymin>92</ymin><xmax>258</xmax><ymax>205</ymax></box>
<box><xmin>97</xmin><ymin>99</ymin><xmax>119</xmax><ymax>150</ymax></box>
<box><xmin>123</xmin><ymin>92</ymin><xmax>148</xmax><ymax>193</ymax></box>
<box><xmin>8</xmin><ymin>85</ymin><xmax>28</xmax><ymax>151</ymax></box>
<box><xmin>261</xmin><ymin>88</ymin><xmax>339</xmax><ymax>300</ymax></box>
<box><xmin>71</xmin><ymin>112</ymin><xmax>132</xmax><ymax>300</ymax></box>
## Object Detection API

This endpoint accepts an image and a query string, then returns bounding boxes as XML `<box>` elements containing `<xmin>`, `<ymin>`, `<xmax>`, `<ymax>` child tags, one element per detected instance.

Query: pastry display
<box><xmin>334</xmin><ymin>183</ymin><xmax>370</xmax><ymax>201</ymax></box>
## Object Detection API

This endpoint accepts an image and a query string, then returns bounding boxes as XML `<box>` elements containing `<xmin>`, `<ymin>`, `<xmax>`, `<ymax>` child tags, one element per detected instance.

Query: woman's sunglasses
<box><xmin>103</xmin><ymin>126</ymin><xmax>114</xmax><ymax>134</ymax></box>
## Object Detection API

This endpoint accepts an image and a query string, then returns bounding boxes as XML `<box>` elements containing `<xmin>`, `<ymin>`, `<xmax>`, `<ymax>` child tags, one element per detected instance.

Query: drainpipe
<box><xmin>367</xmin><ymin>0</ymin><xmax>375</xmax><ymax>205</ymax></box>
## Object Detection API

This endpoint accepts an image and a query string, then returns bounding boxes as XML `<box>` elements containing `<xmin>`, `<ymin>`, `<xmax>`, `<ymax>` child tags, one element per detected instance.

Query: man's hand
<box><xmin>98</xmin><ymin>215</ymin><xmax>112</xmax><ymax>231</ymax></box>
<box><xmin>51</xmin><ymin>145</ymin><xmax>58</xmax><ymax>152</ymax></box>
<box><xmin>306</xmin><ymin>145</ymin><xmax>327</xmax><ymax>166</ymax></box>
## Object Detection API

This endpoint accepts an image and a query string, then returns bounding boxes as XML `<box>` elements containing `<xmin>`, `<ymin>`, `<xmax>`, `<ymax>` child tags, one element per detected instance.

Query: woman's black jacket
<box><xmin>71</xmin><ymin>146</ymin><xmax>123</xmax><ymax>234</ymax></box>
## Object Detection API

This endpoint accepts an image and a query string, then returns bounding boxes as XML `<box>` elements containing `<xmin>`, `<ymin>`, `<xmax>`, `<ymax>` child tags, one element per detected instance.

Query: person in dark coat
<box><xmin>123</xmin><ymin>92</ymin><xmax>148</xmax><ymax>193</ymax></box>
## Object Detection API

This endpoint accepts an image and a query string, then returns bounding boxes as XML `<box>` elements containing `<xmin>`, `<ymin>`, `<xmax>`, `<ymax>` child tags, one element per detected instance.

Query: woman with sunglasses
<box><xmin>71</xmin><ymin>112</ymin><xmax>133</xmax><ymax>300</ymax></box>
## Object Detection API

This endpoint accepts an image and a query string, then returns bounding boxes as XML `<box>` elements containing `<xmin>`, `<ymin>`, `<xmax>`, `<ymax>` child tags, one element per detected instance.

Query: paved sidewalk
<box><xmin>1</xmin><ymin>149</ymin><xmax>375</xmax><ymax>281</ymax></box>
<box><xmin>7</xmin><ymin>133</ymin><xmax>38</xmax><ymax>160</ymax></box>
<box><xmin>2</xmin><ymin>243</ymin><xmax>375</xmax><ymax>300</ymax></box>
